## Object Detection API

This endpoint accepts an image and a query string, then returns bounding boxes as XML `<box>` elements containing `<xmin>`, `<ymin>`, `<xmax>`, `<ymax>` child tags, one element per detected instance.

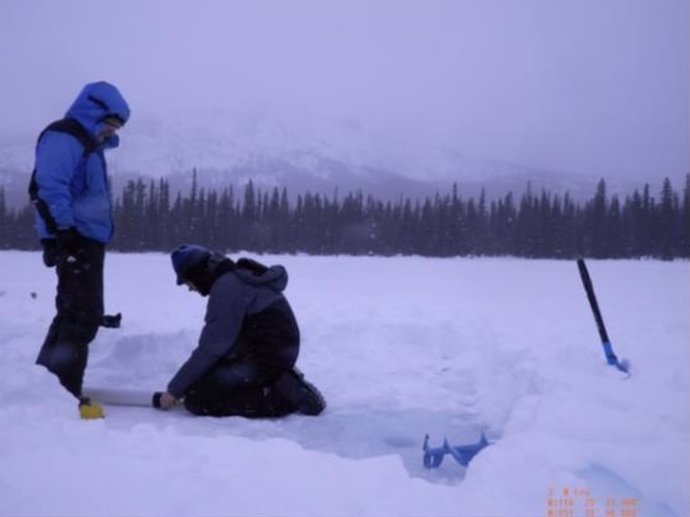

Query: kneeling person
<box><xmin>158</xmin><ymin>244</ymin><xmax>326</xmax><ymax>417</ymax></box>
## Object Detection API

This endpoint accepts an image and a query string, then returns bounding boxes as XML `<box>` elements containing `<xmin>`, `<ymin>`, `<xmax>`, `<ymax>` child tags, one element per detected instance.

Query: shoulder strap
<box><xmin>37</xmin><ymin>118</ymin><xmax>99</xmax><ymax>156</ymax></box>
<box><xmin>28</xmin><ymin>118</ymin><xmax>99</xmax><ymax>234</ymax></box>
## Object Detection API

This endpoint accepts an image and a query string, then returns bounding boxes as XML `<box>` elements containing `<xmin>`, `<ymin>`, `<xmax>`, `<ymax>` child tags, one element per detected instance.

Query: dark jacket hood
<box><xmin>234</xmin><ymin>263</ymin><xmax>288</xmax><ymax>292</ymax></box>
<box><xmin>193</xmin><ymin>252</ymin><xmax>288</xmax><ymax>296</ymax></box>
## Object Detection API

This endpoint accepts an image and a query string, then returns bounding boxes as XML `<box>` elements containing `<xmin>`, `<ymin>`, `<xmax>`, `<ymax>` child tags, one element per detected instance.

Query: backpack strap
<box><xmin>28</xmin><ymin>118</ymin><xmax>99</xmax><ymax>234</ymax></box>
<box><xmin>37</xmin><ymin>118</ymin><xmax>99</xmax><ymax>155</ymax></box>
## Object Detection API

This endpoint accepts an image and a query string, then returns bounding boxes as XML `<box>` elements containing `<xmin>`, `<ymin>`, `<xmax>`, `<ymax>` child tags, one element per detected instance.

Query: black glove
<box><xmin>101</xmin><ymin>313</ymin><xmax>122</xmax><ymax>329</ymax></box>
<box><xmin>41</xmin><ymin>239</ymin><xmax>59</xmax><ymax>267</ymax></box>
<box><xmin>55</xmin><ymin>227</ymin><xmax>83</xmax><ymax>261</ymax></box>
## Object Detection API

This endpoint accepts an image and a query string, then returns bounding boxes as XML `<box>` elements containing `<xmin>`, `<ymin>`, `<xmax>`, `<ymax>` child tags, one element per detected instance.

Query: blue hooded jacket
<box><xmin>34</xmin><ymin>81</ymin><xmax>131</xmax><ymax>243</ymax></box>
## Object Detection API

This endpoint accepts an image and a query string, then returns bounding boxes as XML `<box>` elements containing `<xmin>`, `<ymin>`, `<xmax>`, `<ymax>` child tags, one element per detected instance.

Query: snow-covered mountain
<box><xmin>0</xmin><ymin>106</ymin><xmax>641</xmax><ymax>209</ymax></box>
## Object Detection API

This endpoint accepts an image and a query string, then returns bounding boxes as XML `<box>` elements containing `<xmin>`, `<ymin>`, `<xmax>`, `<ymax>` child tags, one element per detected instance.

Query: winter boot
<box><xmin>273</xmin><ymin>368</ymin><xmax>326</xmax><ymax>416</ymax></box>
<box><xmin>79</xmin><ymin>397</ymin><xmax>105</xmax><ymax>420</ymax></box>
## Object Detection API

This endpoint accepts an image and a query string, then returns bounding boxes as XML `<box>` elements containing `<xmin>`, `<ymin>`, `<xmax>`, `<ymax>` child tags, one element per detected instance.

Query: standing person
<box><xmin>157</xmin><ymin>244</ymin><xmax>326</xmax><ymax>418</ymax></box>
<box><xmin>31</xmin><ymin>81</ymin><xmax>130</xmax><ymax>419</ymax></box>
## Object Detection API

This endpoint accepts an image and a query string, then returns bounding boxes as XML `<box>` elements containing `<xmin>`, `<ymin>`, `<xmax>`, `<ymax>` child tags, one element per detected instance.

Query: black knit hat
<box><xmin>170</xmin><ymin>244</ymin><xmax>211</xmax><ymax>285</ymax></box>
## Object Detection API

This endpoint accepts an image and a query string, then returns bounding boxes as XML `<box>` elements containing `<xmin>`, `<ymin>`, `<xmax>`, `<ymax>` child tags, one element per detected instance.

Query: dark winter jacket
<box><xmin>33</xmin><ymin>82</ymin><xmax>130</xmax><ymax>243</ymax></box>
<box><xmin>167</xmin><ymin>261</ymin><xmax>295</xmax><ymax>398</ymax></box>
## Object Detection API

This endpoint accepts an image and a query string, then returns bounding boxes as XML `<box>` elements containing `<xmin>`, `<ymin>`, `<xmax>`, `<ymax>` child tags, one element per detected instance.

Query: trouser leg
<box><xmin>183</xmin><ymin>299</ymin><xmax>301</xmax><ymax>417</ymax></box>
<box><xmin>183</xmin><ymin>357</ymin><xmax>294</xmax><ymax>417</ymax></box>
<box><xmin>184</xmin><ymin>385</ymin><xmax>295</xmax><ymax>418</ymax></box>
<box><xmin>36</xmin><ymin>322</ymin><xmax>90</xmax><ymax>397</ymax></box>
<box><xmin>36</xmin><ymin>240</ymin><xmax>105</xmax><ymax>399</ymax></box>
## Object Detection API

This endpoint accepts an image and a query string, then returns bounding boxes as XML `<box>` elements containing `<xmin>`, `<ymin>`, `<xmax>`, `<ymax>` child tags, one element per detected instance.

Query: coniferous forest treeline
<box><xmin>1</xmin><ymin>173</ymin><xmax>688</xmax><ymax>259</ymax></box>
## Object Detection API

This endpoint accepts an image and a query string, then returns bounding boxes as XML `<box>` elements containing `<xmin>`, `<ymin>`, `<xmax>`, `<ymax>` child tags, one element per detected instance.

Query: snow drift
<box><xmin>0</xmin><ymin>252</ymin><xmax>687</xmax><ymax>516</ymax></box>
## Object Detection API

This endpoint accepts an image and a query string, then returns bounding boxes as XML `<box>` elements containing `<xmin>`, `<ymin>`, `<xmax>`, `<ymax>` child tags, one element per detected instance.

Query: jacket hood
<box><xmin>182</xmin><ymin>251</ymin><xmax>288</xmax><ymax>296</ymax></box>
<box><xmin>234</xmin><ymin>264</ymin><xmax>288</xmax><ymax>292</ymax></box>
<box><xmin>65</xmin><ymin>81</ymin><xmax>131</xmax><ymax>146</ymax></box>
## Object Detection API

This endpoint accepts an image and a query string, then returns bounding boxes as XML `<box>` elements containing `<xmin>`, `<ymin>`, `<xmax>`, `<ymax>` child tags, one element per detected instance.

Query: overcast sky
<box><xmin>1</xmin><ymin>0</ymin><xmax>687</xmax><ymax>182</ymax></box>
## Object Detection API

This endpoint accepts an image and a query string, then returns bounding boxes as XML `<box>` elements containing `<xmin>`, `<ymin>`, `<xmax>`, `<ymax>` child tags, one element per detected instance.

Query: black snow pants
<box><xmin>36</xmin><ymin>239</ymin><xmax>105</xmax><ymax>399</ymax></box>
<box><xmin>184</xmin><ymin>298</ymin><xmax>300</xmax><ymax>417</ymax></box>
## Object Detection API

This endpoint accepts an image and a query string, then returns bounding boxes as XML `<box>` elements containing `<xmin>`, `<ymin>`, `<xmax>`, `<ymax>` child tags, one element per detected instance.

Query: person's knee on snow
<box><xmin>184</xmin><ymin>385</ymin><xmax>295</xmax><ymax>418</ymax></box>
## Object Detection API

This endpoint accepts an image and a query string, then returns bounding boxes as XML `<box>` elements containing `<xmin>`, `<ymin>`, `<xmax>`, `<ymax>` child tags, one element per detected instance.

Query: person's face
<box><xmin>97</xmin><ymin>117</ymin><xmax>123</xmax><ymax>142</ymax></box>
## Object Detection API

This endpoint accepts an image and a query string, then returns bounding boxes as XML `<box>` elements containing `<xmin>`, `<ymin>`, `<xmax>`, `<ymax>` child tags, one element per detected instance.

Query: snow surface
<box><xmin>0</xmin><ymin>252</ymin><xmax>688</xmax><ymax>517</ymax></box>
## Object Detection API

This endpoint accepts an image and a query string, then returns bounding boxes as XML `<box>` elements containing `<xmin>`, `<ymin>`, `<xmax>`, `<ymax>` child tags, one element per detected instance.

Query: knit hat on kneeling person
<box><xmin>171</xmin><ymin>244</ymin><xmax>212</xmax><ymax>285</ymax></box>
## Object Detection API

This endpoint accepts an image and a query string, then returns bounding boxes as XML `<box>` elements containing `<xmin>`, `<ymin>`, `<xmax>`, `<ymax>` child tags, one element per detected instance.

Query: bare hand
<box><xmin>159</xmin><ymin>391</ymin><xmax>178</xmax><ymax>410</ymax></box>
